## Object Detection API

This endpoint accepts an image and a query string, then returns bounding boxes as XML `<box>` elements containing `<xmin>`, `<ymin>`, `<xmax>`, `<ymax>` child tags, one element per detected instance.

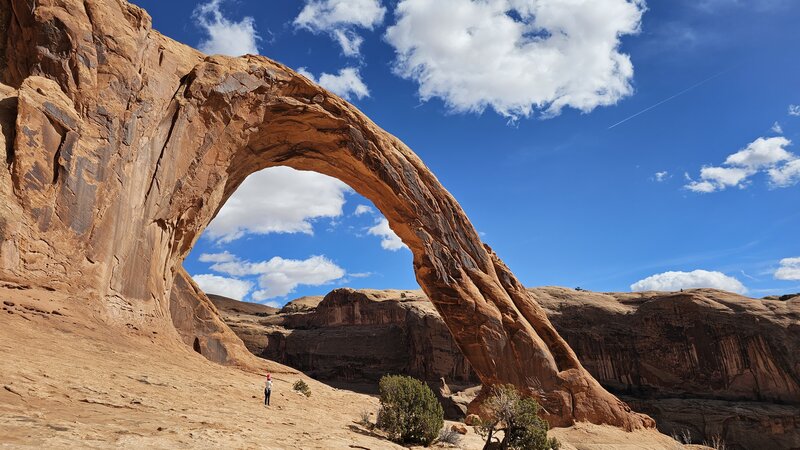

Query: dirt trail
<box><xmin>0</xmin><ymin>285</ymin><xmax>686</xmax><ymax>449</ymax></box>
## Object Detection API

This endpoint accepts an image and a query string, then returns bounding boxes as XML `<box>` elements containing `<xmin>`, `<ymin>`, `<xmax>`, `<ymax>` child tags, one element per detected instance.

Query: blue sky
<box><xmin>131</xmin><ymin>0</ymin><xmax>800</xmax><ymax>306</ymax></box>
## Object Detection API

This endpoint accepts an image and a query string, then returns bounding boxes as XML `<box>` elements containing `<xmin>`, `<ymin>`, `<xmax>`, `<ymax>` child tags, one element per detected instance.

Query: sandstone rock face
<box><xmin>531</xmin><ymin>287</ymin><xmax>800</xmax><ymax>449</ymax></box>
<box><xmin>212</xmin><ymin>288</ymin><xmax>476</xmax><ymax>384</ymax></box>
<box><xmin>625</xmin><ymin>397</ymin><xmax>799</xmax><ymax>450</ymax></box>
<box><xmin>215</xmin><ymin>287</ymin><xmax>800</xmax><ymax>448</ymax></box>
<box><xmin>168</xmin><ymin>267</ymin><xmax>270</xmax><ymax>367</ymax></box>
<box><xmin>532</xmin><ymin>287</ymin><xmax>800</xmax><ymax>405</ymax></box>
<box><xmin>0</xmin><ymin>0</ymin><xmax>648</xmax><ymax>429</ymax></box>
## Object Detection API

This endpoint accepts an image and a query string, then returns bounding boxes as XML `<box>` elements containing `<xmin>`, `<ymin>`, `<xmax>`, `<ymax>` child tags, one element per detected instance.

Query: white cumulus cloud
<box><xmin>192</xmin><ymin>274</ymin><xmax>254</xmax><ymax>300</ymax></box>
<box><xmin>685</xmin><ymin>136</ymin><xmax>798</xmax><ymax>192</ymax></box>
<box><xmin>631</xmin><ymin>270</ymin><xmax>747</xmax><ymax>294</ymax></box>
<box><xmin>774</xmin><ymin>257</ymin><xmax>800</xmax><ymax>281</ymax></box>
<box><xmin>194</xmin><ymin>0</ymin><xmax>260</xmax><ymax>56</ymax></box>
<box><xmin>197</xmin><ymin>253</ymin><xmax>347</xmax><ymax>301</ymax></box>
<box><xmin>354</xmin><ymin>204</ymin><xmax>374</xmax><ymax>216</ymax></box>
<box><xmin>205</xmin><ymin>167</ymin><xmax>351</xmax><ymax>243</ymax></box>
<box><xmin>768</xmin><ymin>159</ymin><xmax>800</xmax><ymax>187</ymax></box>
<box><xmin>384</xmin><ymin>0</ymin><xmax>646</xmax><ymax>119</ymax></box>
<box><xmin>685</xmin><ymin>166</ymin><xmax>753</xmax><ymax>193</ymax></box>
<box><xmin>248</xmin><ymin>256</ymin><xmax>346</xmax><ymax>300</ymax></box>
<box><xmin>723</xmin><ymin>136</ymin><xmax>794</xmax><ymax>169</ymax></box>
<box><xmin>653</xmin><ymin>171</ymin><xmax>670</xmax><ymax>182</ymax></box>
<box><xmin>297</xmin><ymin>67</ymin><xmax>370</xmax><ymax>100</ymax></box>
<box><xmin>789</xmin><ymin>104</ymin><xmax>800</xmax><ymax>116</ymax></box>
<box><xmin>771</xmin><ymin>121</ymin><xmax>783</xmax><ymax>134</ymax></box>
<box><xmin>294</xmin><ymin>0</ymin><xmax>386</xmax><ymax>56</ymax></box>
<box><xmin>368</xmin><ymin>218</ymin><xmax>407</xmax><ymax>251</ymax></box>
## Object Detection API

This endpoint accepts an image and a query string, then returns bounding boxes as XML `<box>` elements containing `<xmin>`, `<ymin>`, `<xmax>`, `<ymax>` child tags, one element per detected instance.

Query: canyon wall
<box><xmin>213</xmin><ymin>287</ymin><xmax>800</xmax><ymax>449</ymax></box>
<box><xmin>214</xmin><ymin>289</ymin><xmax>476</xmax><ymax>384</ymax></box>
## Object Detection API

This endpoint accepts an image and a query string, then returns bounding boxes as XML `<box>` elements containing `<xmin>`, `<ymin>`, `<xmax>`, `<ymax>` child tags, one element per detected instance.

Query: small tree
<box><xmin>478</xmin><ymin>384</ymin><xmax>560</xmax><ymax>450</ymax></box>
<box><xmin>293</xmin><ymin>380</ymin><xmax>311</xmax><ymax>397</ymax></box>
<box><xmin>376</xmin><ymin>375</ymin><xmax>444</xmax><ymax>446</ymax></box>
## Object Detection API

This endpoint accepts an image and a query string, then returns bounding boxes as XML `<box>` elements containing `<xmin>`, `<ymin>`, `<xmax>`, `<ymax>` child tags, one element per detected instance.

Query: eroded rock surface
<box><xmin>533</xmin><ymin>287</ymin><xmax>800</xmax><ymax>405</ymax></box>
<box><xmin>213</xmin><ymin>288</ymin><xmax>476</xmax><ymax>384</ymax></box>
<box><xmin>214</xmin><ymin>287</ymin><xmax>800</xmax><ymax>449</ymax></box>
<box><xmin>534</xmin><ymin>287</ymin><xmax>800</xmax><ymax>449</ymax></box>
<box><xmin>0</xmin><ymin>0</ymin><xmax>648</xmax><ymax>429</ymax></box>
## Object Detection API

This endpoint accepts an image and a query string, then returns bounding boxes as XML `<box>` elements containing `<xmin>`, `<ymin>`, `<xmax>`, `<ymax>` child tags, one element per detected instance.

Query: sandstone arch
<box><xmin>0</xmin><ymin>0</ymin><xmax>652</xmax><ymax>429</ymax></box>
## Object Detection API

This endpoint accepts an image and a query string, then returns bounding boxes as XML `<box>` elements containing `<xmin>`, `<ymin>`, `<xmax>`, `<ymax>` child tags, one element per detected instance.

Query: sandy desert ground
<box><xmin>0</xmin><ymin>283</ymin><xmax>691</xmax><ymax>449</ymax></box>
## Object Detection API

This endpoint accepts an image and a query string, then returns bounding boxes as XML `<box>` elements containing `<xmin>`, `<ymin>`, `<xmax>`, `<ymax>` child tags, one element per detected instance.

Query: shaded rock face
<box><xmin>532</xmin><ymin>287</ymin><xmax>800</xmax><ymax>405</ymax></box>
<box><xmin>531</xmin><ymin>287</ymin><xmax>800</xmax><ymax>449</ymax></box>
<box><xmin>215</xmin><ymin>287</ymin><xmax>800</xmax><ymax>449</ymax></box>
<box><xmin>625</xmin><ymin>397</ymin><xmax>799</xmax><ymax>450</ymax></box>
<box><xmin>213</xmin><ymin>289</ymin><xmax>476</xmax><ymax>384</ymax></box>
<box><xmin>0</xmin><ymin>0</ymin><xmax>647</xmax><ymax>429</ymax></box>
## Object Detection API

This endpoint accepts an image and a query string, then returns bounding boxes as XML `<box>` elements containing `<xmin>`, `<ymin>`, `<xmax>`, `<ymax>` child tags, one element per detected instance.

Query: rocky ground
<box><xmin>0</xmin><ymin>283</ymin><xmax>692</xmax><ymax>449</ymax></box>
<box><xmin>213</xmin><ymin>287</ymin><xmax>800</xmax><ymax>450</ymax></box>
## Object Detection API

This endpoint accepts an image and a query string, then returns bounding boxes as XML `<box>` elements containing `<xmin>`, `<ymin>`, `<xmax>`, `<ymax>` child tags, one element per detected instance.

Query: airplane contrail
<box><xmin>608</xmin><ymin>68</ymin><xmax>732</xmax><ymax>130</ymax></box>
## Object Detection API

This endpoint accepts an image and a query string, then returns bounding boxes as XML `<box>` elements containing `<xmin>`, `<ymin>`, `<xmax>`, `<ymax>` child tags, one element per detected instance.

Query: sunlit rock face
<box><xmin>0</xmin><ymin>0</ymin><xmax>652</xmax><ymax>429</ymax></box>
<box><xmin>214</xmin><ymin>286</ymin><xmax>800</xmax><ymax>449</ymax></box>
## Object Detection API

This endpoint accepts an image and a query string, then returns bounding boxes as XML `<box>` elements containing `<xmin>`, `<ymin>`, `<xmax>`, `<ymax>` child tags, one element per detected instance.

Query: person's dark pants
<box><xmin>264</xmin><ymin>388</ymin><xmax>271</xmax><ymax>406</ymax></box>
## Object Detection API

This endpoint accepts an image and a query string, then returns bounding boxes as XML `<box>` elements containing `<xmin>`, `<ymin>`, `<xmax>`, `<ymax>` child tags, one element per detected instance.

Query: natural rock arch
<box><xmin>0</xmin><ymin>0</ymin><xmax>652</xmax><ymax>430</ymax></box>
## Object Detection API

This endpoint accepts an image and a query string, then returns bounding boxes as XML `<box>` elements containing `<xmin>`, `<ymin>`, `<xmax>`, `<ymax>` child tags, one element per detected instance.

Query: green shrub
<box><xmin>376</xmin><ymin>375</ymin><xmax>444</xmax><ymax>446</ymax></box>
<box><xmin>293</xmin><ymin>380</ymin><xmax>311</xmax><ymax>397</ymax></box>
<box><xmin>477</xmin><ymin>384</ymin><xmax>560</xmax><ymax>450</ymax></box>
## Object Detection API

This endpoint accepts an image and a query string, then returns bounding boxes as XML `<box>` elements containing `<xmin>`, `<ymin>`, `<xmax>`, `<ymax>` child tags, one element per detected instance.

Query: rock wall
<box><xmin>214</xmin><ymin>289</ymin><xmax>476</xmax><ymax>383</ymax></box>
<box><xmin>532</xmin><ymin>287</ymin><xmax>800</xmax><ymax>404</ymax></box>
<box><xmin>533</xmin><ymin>287</ymin><xmax>800</xmax><ymax>449</ymax></box>
<box><xmin>214</xmin><ymin>287</ymin><xmax>800</xmax><ymax>449</ymax></box>
<box><xmin>0</xmin><ymin>0</ymin><xmax>647</xmax><ymax>429</ymax></box>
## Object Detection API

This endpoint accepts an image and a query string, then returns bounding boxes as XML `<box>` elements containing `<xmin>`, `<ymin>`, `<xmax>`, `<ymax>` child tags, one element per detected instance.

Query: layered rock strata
<box><xmin>213</xmin><ymin>289</ymin><xmax>477</xmax><ymax>384</ymax></box>
<box><xmin>214</xmin><ymin>287</ymin><xmax>800</xmax><ymax>448</ymax></box>
<box><xmin>0</xmin><ymin>0</ymin><xmax>647</xmax><ymax>428</ymax></box>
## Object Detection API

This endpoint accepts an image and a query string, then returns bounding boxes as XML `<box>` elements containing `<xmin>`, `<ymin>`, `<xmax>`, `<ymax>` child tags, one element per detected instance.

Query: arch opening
<box><xmin>183</xmin><ymin>166</ymin><xmax>416</xmax><ymax>307</ymax></box>
<box><xmin>144</xmin><ymin>55</ymin><xmax>656</xmax><ymax>430</ymax></box>
<box><xmin>0</xmin><ymin>1</ymin><xmax>653</xmax><ymax>429</ymax></box>
<box><xmin>181</xmin><ymin>165</ymin><xmax>477</xmax><ymax>388</ymax></box>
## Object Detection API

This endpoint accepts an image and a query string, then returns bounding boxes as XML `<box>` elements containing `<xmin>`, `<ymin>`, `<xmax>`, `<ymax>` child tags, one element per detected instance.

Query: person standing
<box><xmin>264</xmin><ymin>373</ymin><xmax>273</xmax><ymax>406</ymax></box>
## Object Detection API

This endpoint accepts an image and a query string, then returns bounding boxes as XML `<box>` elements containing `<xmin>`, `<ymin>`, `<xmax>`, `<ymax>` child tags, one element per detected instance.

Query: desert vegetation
<box><xmin>376</xmin><ymin>374</ymin><xmax>444</xmax><ymax>446</ymax></box>
<box><xmin>292</xmin><ymin>380</ymin><xmax>311</xmax><ymax>397</ymax></box>
<box><xmin>477</xmin><ymin>384</ymin><xmax>560</xmax><ymax>450</ymax></box>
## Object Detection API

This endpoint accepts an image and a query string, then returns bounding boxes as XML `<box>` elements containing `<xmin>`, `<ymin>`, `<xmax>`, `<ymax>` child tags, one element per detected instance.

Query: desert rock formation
<box><xmin>0</xmin><ymin>0</ymin><xmax>651</xmax><ymax>429</ymax></box>
<box><xmin>213</xmin><ymin>288</ymin><xmax>476</xmax><ymax>384</ymax></box>
<box><xmin>533</xmin><ymin>287</ymin><xmax>800</xmax><ymax>450</ymax></box>
<box><xmin>214</xmin><ymin>287</ymin><xmax>800</xmax><ymax>449</ymax></box>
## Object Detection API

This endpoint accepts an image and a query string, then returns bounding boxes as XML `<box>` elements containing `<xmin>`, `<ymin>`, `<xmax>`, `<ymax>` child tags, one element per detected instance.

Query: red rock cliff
<box><xmin>0</xmin><ymin>0</ymin><xmax>650</xmax><ymax>429</ymax></box>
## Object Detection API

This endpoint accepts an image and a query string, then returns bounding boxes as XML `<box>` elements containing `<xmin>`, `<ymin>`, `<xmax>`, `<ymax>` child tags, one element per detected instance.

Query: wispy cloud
<box><xmin>653</xmin><ymin>171</ymin><xmax>670</xmax><ymax>182</ymax></box>
<box><xmin>609</xmin><ymin>68</ymin><xmax>731</xmax><ymax>129</ymax></box>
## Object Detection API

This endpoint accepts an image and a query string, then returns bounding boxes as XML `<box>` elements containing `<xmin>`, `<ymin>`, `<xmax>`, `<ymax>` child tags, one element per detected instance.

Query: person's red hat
<box><xmin>266</xmin><ymin>373</ymin><xmax>272</xmax><ymax>380</ymax></box>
